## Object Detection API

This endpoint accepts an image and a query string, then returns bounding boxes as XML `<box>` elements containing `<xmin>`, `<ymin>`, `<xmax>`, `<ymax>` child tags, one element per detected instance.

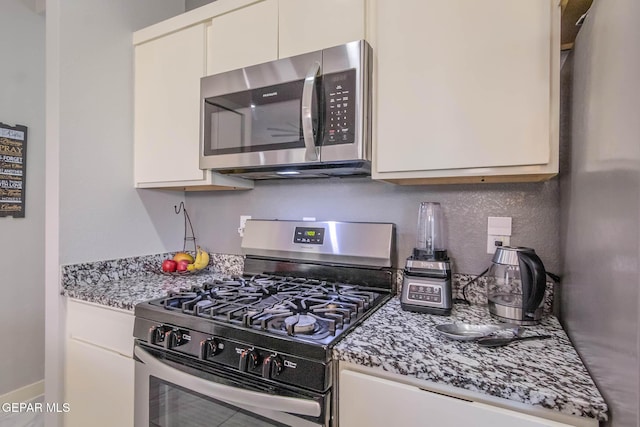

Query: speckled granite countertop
<box><xmin>62</xmin><ymin>271</ymin><xmax>234</xmax><ymax>311</ymax></box>
<box><xmin>61</xmin><ymin>252</ymin><xmax>243</xmax><ymax>311</ymax></box>
<box><xmin>62</xmin><ymin>255</ymin><xmax>607</xmax><ymax>421</ymax></box>
<box><xmin>333</xmin><ymin>298</ymin><xmax>608</xmax><ymax>422</ymax></box>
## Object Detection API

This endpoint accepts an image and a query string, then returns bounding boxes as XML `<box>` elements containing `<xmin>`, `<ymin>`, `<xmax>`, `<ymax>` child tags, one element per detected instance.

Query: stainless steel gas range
<box><xmin>133</xmin><ymin>220</ymin><xmax>395</xmax><ymax>427</ymax></box>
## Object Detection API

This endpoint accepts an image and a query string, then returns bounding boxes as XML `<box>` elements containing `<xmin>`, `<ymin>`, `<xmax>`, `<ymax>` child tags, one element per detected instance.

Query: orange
<box><xmin>173</xmin><ymin>252</ymin><xmax>194</xmax><ymax>263</ymax></box>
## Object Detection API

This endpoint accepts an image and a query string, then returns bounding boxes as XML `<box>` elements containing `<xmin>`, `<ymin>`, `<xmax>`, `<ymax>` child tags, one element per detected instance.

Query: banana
<box><xmin>187</xmin><ymin>249</ymin><xmax>199</xmax><ymax>271</ymax></box>
<box><xmin>187</xmin><ymin>247</ymin><xmax>210</xmax><ymax>271</ymax></box>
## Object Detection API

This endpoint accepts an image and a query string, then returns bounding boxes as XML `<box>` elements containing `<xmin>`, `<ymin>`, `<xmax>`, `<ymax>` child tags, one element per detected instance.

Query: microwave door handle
<box><xmin>134</xmin><ymin>346</ymin><xmax>321</xmax><ymax>417</ymax></box>
<box><xmin>302</xmin><ymin>61</ymin><xmax>321</xmax><ymax>161</ymax></box>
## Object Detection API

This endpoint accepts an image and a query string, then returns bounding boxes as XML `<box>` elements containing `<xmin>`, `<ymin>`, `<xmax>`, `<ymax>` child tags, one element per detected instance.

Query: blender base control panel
<box><xmin>407</xmin><ymin>283</ymin><xmax>442</xmax><ymax>304</ymax></box>
<box><xmin>401</xmin><ymin>274</ymin><xmax>452</xmax><ymax>315</ymax></box>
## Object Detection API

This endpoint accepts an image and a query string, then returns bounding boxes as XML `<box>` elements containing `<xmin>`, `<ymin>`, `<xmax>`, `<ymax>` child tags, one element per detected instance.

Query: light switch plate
<box><xmin>487</xmin><ymin>216</ymin><xmax>512</xmax><ymax>236</ymax></box>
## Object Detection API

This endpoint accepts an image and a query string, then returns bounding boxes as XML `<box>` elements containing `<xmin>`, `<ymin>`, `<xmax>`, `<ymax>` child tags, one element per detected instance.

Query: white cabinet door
<box><xmin>372</xmin><ymin>0</ymin><xmax>559</xmax><ymax>183</ymax></box>
<box><xmin>278</xmin><ymin>0</ymin><xmax>366</xmax><ymax>58</ymax></box>
<box><xmin>207</xmin><ymin>0</ymin><xmax>278</xmax><ymax>76</ymax></box>
<box><xmin>67</xmin><ymin>299</ymin><xmax>134</xmax><ymax>356</ymax></box>
<box><xmin>65</xmin><ymin>301</ymin><xmax>135</xmax><ymax>427</ymax></box>
<box><xmin>65</xmin><ymin>339</ymin><xmax>135</xmax><ymax>427</ymax></box>
<box><xmin>134</xmin><ymin>24</ymin><xmax>207</xmax><ymax>185</ymax></box>
<box><xmin>340</xmin><ymin>370</ymin><xmax>573</xmax><ymax>427</ymax></box>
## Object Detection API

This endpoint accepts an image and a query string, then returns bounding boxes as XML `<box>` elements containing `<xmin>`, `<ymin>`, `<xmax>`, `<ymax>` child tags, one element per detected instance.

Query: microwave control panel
<box><xmin>324</xmin><ymin>69</ymin><xmax>356</xmax><ymax>145</ymax></box>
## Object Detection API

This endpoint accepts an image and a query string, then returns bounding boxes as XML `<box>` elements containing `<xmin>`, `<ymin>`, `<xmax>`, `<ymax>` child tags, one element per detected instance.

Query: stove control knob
<box><xmin>163</xmin><ymin>330</ymin><xmax>184</xmax><ymax>350</ymax></box>
<box><xmin>239</xmin><ymin>349</ymin><xmax>260</xmax><ymax>372</ymax></box>
<box><xmin>262</xmin><ymin>355</ymin><xmax>284</xmax><ymax>379</ymax></box>
<box><xmin>199</xmin><ymin>338</ymin><xmax>220</xmax><ymax>360</ymax></box>
<box><xmin>147</xmin><ymin>325</ymin><xmax>165</xmax><ymax>345</ymax></box>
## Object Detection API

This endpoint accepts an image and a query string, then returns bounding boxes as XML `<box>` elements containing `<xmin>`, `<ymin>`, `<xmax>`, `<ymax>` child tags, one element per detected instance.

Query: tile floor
<box><xmin>0</xmin><ymin>396</ymin><xmax>44</xmax><ymax>427</ymax></box>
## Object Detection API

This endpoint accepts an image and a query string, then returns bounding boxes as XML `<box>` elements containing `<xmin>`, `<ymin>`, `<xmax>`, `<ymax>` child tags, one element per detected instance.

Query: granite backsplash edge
<box><xmin>60</xmin><ymin>252</ymin><xmax>244</xmax><ymax>287</ymax></box>
<box><xmin>60</xmin><ymin>253</ymin><xmax>553</xmax><ymax>313</ymax></box>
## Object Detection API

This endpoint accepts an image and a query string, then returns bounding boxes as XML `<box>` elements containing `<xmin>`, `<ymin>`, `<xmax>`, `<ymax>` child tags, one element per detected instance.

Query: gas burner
<box><xmin>148</xmin><ymin>273</ymin><xmax>390</xmax><ymax>344</ymax></box>
<box><xmin>284</xmin><ymin>314</ymin><xmax>317</xmax><ymax>335</ymax></box>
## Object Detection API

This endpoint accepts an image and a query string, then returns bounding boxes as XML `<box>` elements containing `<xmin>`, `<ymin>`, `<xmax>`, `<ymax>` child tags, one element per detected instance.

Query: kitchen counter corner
<box><xmin>333</xmin><ymin>297</ymin><xmax>608</xmax><ymax>422</ymax></box>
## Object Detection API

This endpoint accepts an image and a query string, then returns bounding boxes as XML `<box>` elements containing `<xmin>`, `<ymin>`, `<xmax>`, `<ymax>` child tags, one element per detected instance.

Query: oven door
<box><xmin>134</xmin><ymin>344</ymin><xmax>328</xmax><ymax>427</ymax></box>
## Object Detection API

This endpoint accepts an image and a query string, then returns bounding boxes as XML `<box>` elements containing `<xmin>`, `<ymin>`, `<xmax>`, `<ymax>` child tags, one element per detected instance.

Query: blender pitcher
<box><xmin>415</xmin><ymin>202</ymin><xmax>446</xmax><ymax>260</ymax></box>
<box><xmin>401</xmin><ymin>202</ymin><xmax>452</xmax><ymax>315</ymax></box>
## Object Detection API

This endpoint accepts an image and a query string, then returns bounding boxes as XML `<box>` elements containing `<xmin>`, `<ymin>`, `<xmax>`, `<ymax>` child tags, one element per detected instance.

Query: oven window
<box><xmin>149</xmin><ymin>377</ymin><xmax>288</xmax><ymax>427</ymax></box>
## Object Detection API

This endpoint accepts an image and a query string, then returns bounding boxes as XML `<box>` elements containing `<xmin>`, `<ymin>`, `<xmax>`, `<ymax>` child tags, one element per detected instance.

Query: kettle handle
<box><xmin>517</xmin><ymin>251</ymin><xmax>547</xmax><ymax>316</ymax></box>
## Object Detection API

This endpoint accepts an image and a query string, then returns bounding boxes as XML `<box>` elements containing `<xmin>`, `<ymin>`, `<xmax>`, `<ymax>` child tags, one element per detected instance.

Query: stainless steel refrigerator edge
<box><xmin>560</xmin><ymin>0</ymin><xmax>640</xmax><ymax>425</ymax></box>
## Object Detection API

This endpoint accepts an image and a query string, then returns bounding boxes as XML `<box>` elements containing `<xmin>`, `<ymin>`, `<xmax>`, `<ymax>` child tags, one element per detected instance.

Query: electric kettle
<box><xmin>486</xmin><ymin>246</ymin><xmax>547</xmax><ymax>325</ymax></box>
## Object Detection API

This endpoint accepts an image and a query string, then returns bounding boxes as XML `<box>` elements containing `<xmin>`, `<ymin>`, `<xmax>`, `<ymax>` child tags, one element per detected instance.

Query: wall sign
<box><xmin>0</xmin><ymin>122</ymin><xmax>27</xmax><ymax>218</ymax></box>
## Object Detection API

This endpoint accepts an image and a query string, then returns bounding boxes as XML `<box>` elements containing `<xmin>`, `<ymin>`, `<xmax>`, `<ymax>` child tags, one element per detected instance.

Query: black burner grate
<box><xmin>152</xmin><ymin>275</ymin><xmax>382</xmax><ymax>341</ymax></box>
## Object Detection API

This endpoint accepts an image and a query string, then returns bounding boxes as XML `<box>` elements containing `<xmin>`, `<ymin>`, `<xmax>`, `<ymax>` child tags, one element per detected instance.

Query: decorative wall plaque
<box><xmin>0</xmin><ymin>123</ymin><xmax>27</xmax><ymax>218</ymax></box>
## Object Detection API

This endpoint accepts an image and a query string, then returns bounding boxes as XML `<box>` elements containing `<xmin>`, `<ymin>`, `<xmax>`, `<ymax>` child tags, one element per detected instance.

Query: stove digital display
<box><xmin>294</xmin><ymin>227</ymin><xmax>325</xmax><ymax>244</ymax></box>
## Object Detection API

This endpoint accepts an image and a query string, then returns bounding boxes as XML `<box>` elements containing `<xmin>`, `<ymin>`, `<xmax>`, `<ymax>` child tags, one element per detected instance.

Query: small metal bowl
<box><xmin>435</xmin><ymin>323</ymin><xmax>517</xmax><ymax>341</ymax></box>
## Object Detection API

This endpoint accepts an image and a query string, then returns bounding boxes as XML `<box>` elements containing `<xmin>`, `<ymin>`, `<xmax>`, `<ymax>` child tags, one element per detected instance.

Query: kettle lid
<box><xmin>492</xmin><ymin>246</ymin><xmax>536</xmax><ymax>266</ymax></box>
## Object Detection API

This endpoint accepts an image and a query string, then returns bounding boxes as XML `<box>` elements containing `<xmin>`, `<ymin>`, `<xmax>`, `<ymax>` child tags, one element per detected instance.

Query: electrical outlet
<box><xmin>487</xmin><ymin>217</ymin><xmax>512</xmax><ymax>254</ymax></box>
<box><xmin>487</xmin><ymin>235</ymin><xmax>511</xmax><ymax>254</ymax></box>
<box><xmin>238</xmin><ymin>215</ymin><xmax>251</xmax><ymax>237</ymax></box>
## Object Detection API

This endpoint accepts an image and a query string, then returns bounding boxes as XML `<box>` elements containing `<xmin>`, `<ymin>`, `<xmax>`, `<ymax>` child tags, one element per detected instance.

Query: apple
<box><xmin>176</xmin><ymin>259</ymin><xmax>191</xmax><ymax>272</ymax></box>
<box><xmin>162</xmin><ymin>259</ymin><xmax>177</xmax><ymax>272</ymax></box>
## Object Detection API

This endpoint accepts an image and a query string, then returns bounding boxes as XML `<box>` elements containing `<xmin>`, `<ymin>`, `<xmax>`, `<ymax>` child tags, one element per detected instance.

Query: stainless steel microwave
<box><xmin>199</xmin><ymin>40</ymin><xmax>371</xmax><ymax>179</ymax></box>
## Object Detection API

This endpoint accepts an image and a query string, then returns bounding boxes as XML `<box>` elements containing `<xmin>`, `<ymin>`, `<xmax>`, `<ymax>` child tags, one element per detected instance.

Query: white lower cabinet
<box><xmin>65</xmin><ymin>339</ymin><xmax>135</xmax><ymax>427</ymax></box>
<box><xmin>65</xmin><ymin>300</ymin><xmax>135</xmax><ymax>427</ymax></box>
<box><xmin>339</xmin><ymin>368</ymin><xmax>591</xmax><ymax>427</ymax></box>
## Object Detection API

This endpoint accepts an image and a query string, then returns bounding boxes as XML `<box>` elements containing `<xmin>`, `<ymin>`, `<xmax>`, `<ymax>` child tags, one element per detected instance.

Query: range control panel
<box><xmin>293</xmin><ymin>227</ymin><xmax>325</xmax><ymax>245</ymax></box>
<box><xmin>137</xmin><ymin>320</ymin><xmax>329</xmax><ymax>392</ymax></box>
<box><xmin>324</xmin><ymin>69</ymin><xmax>356</xmax><ymax>145</ymax></box>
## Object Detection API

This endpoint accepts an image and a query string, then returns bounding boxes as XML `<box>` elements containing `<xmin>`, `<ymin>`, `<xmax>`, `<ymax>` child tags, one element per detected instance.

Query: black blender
<box><xmin>400</xmin><ymin>202</ymin><xmax>452</xmax><ymax>315</ymax></box>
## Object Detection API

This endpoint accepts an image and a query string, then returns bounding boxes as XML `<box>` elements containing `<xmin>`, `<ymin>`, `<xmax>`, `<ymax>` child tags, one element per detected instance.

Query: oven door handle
<box><xmin>134</xmin><ymin>346</ymin><xmax>322</xmax><ymax>417</ymax></box>
<box><xmin>301</xmin><ymin>61</ymin><xmax>321</xmax><ymax>162</ymax></box>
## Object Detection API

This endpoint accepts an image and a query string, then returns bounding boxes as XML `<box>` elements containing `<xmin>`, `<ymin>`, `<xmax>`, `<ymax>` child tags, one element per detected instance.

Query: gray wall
<box><xmin>560</xmin><ymin>0</ymin><xmax>640</xmax><ymax>425</ymax></box>
<box><xmin>45</xmin><ymin>0</ymin><xmax>187</xmax><ymax>422</ymax></box>
<box><xmin>0</xmin><ymin>0</ymin><xmax>45</xmax><ymax>396</ymax></box>
<box><xmin>186</xmin><ymin>178</ymin><xmax>560</xmax><ymax>275</ymax></box>
<box><xmin>57</xmin><ymin>0</ymin><xmax>188</xmax><ymax>265</ymax></box>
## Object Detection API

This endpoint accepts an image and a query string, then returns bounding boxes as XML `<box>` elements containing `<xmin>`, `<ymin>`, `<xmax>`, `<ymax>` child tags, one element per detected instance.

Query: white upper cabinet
<box><xmin>133</xmin><ymin>0</ymin><xmax>558</xmax><ymax>187</ymax></box>
<box><xmin>134</xmin><ymin>24</ymin><xmax>207</xmax><ymax>186</ymax></box>
<box><xmin>132</xmin><ymin>0</ymin><xmax>367</xmax><ymax>191</ymax></box>
<box><xmin>134</xmin><ymin>21</ymin><xmax>253</xmax><ymax>190</ymax></box>
<box><xmin>370</xmin><ymin>0</ymin><xmax>560</xmax><ymax>183</ymax></box>
<box><xmin>207</xmin><ymin>0</ymin><xmax>278</xmax><ymax>76</ymax></box>
<box><xmin>278</xmin><ymin>0</ymin><xmax>366</xmax><ymax>58</ymax></box>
